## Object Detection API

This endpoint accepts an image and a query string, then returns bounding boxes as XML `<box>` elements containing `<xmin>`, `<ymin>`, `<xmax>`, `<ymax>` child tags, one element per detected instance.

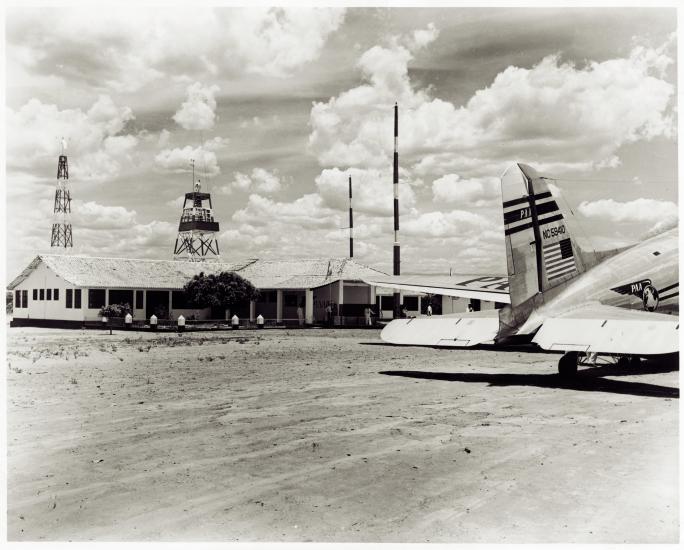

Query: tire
<box><xmin>617</xmin><ymin>355</ymin><xmax>632</xmax><ymax>369</ymax></box>
<box><xmin>558</xmin><ymin>352</ymin><xmax>579</xmax><ymax>378</ymax></box>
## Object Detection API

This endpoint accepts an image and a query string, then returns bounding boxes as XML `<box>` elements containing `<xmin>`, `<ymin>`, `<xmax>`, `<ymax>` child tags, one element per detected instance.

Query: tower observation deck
<box><xmin>173</xmin><ymin>180</ymin><xmax>220</xmax><ymax>260</ymax></box>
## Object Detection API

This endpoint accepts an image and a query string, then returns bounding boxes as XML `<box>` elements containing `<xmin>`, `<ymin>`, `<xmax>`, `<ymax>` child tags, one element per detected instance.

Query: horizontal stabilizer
<box><xmin>532</xmin><ymin>303</ymin><xmax>679</xmax><ymax>355</ymax></box>
<box><xmin>381</xmin><ymin>310</ymin><xmax>500</xmax><ymax>347</ymax></box>
<box><xmin>364</xmin><ymin>274</ymin><xmax>510</xmax><ymax>304</ymax></box>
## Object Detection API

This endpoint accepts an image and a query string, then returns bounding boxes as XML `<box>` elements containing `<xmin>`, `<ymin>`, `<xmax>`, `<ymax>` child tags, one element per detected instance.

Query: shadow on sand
<box><xmin>380</xmin><ymin>357</ymin><xmax>679</xmax><ymax>399</ymax></box>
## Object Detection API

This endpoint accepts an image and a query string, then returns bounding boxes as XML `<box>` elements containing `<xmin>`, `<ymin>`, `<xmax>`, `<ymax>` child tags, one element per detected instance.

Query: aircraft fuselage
<box><xmin>516</xmin><ymin>227</ymin><xmax>678</xmax><ymax>336</ymax></box>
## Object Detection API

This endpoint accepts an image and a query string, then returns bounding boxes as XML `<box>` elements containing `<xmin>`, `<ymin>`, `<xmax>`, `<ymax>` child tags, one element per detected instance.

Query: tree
<box><xmin>183</xmin><ymin>271</ymin><xmax>258</xmax><ymax>311</ymax></box>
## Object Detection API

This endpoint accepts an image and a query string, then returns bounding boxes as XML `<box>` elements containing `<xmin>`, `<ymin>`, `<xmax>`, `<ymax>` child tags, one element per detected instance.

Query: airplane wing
<box><xmin>380</xmin><ymin>309</ymin><xmax>500</xmax><ymax>347</ymax></box>
<box><xmin>363</xmin><ymin>274</ymin><xmax>510</xmax><ymax>304</ymax></box>
<box><xmin>532</xmin><ymin>303</ymin><xmax>679</xmax><ymax>355</ymax></box>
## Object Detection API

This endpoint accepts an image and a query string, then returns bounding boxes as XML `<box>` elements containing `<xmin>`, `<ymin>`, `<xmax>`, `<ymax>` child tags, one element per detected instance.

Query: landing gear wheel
<box><xmin>558</xmin><ymin>352</ymin><xmax>579</xmax><ymax>378</ymax></box>
<box><xmin>617</xmin><ymin>355</ymin><xmax>630</xmax><ymax>368</ymax></box>
<box><xmin>617</xmin><ymin>355</ymin><xmax>640</xmax><ymax>368</ymax></box>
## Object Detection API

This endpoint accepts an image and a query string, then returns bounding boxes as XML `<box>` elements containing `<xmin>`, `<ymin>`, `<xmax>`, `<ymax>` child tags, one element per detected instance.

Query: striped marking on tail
<box><xmin>503</xmin><ymin>192</ymin><xmax>564</xmax><ymax>236</ymax></box>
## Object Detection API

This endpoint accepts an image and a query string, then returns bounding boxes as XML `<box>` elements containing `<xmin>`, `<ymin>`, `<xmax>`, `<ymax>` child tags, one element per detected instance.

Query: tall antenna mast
<box><xmin>392</xmin><ymin>103</ymin><xmax>401</xmax><ymax>318</ymax></box>
<box><xmin>349</xmin><ymin>174</ymin><xmax>354</xmax><ymax>258</ymax></box>
<box><xmin>50</xmin><ymin>137</ymin><xmax>73</xmax><ymax>248</ymax></box>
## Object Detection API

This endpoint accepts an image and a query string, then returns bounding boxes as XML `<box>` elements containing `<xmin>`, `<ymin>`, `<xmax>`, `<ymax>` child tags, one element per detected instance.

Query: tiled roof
<box><xmin>237</xmin><ymin>258</ymin><xmax>386</xmax><ymax>289</ymax></box>
<box><xmin>7</xmin><ymin>254</ymin><xmax>387</xmax><ymax>291</ymax></box>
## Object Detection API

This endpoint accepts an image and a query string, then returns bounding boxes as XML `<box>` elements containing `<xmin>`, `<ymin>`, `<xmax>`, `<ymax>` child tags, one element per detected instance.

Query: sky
<box><xmin>4</xmin><ymin>6</ymin><xmax>678</xmax><ymax>282</ymax></box>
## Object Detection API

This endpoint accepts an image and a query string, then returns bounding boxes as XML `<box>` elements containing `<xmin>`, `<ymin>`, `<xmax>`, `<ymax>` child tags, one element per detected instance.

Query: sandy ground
<box><xmin>5</xmin><ymin>327</ymin><xmax>679</xmax><ymax>543</ymax></box>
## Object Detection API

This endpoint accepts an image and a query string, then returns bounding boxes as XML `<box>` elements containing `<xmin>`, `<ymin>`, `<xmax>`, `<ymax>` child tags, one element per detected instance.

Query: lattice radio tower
<box><xmin>50</xmin><ymin>138</ymin><xmax>73</xmax><ymax>248</ymax></box>
<box><xmin>173</xmin><ymin>159</ymin><xmax>220</xmax><ymax>261</ymax></box>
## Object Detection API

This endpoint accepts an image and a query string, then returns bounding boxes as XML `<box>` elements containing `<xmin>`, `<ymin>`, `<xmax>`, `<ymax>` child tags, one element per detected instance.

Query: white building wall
<box><xmin>12</xmin><ymin>261</ymin><xmax>85</xmax><ymax>321</ymax></box>
<box><xmin>342</xmin><ymin>284</ymin><xmax>370</xmax><ymax>304</ymax></box>
<box><xmin>441</xmin><ymin>295</ymin><xmax>498</xmax><ymax>314</ymax></box>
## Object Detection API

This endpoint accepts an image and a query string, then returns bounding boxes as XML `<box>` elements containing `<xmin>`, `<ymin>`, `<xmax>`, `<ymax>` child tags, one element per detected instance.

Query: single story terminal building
<box><xmin>7</xmin><ymin>254</ymin><xmax>389</xmax><ymax>328</ymax></box>
<box><xmin>8</xmin><ymin>254</ymin><xmax>495</xmax><ymax>328</ymax></box>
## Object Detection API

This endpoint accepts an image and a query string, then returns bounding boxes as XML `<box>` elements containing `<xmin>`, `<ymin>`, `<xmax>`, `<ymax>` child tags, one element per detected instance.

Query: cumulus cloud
<box><xmin>233</xmin><ymin>193</ymin><xmax>340</xmax><ymax>229</ymax></box>
<box><xmin>172</xmin><ymin>82</ymin><xmax>220</xmax><ymax>130</ymax></box>
<box><xmin>221</xmin><ymin>8</ymin><xmax>346</xmax><ymax>78</ymax></box>
<box><xmin>402</xmin><ymin>210</ymin><xmax>494</xmax><ymax>239</ymax></box>
<box><xmin>219</xmin><ymin>168</ymin><xmax>283</xmax><ymax>195</ymax></box>
<box><xmin>155</xmin><ymin>146</ymin><xmax>219</xmax><ymax>177</ymax></box>
<box><xmin>309</xmin><ymin>33</ymin><xmax>675</xmax><ymax>177</ymax></box>
<box><xmin>6</xmin><ymin>95</ymin><xmax>138</xmax><ymax>181</ymax></box>
<box><xmin>432</xmin><ymin>174</ymin><xmax>499</xmax><ymax>206</ymax></box>
<box><xmin>71</xmin><ymin>201</ymin><xmax>137</xmax><ymax>229</ymax></box>
<box><xmin>7</xmin><ymin>7</ymin><xmax>345</xmax><ymax>92</ymax></box>
<box><xmin>154</xmin><ymin>137</ymin><xmax>229</xmax><ymax>177</ymax></box>
<box><xmin>298</xmin><ymin>29</ymin><xmax>675</xmax><ymax>273</ymax></box>
<box><xmin>315</xmin><ymin>167</ymin><xmax>416</xmax><ymax>216</ymax></box>
<box><xmin>404</xmin><ymin>22</ymin><xmax>439</xmax><ymax>50</ymax></box>
<box><xmin>578</xmin><ymin>198</ymin><xmax>678</xmax><ymax>223</ymax></box>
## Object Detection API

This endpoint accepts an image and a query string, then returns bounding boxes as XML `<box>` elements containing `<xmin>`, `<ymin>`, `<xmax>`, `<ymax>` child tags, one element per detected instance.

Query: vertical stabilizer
<box><xmin>501</xmin><ymin>163</ymin><xmax>585</xmax><ymax>308</ymax></box>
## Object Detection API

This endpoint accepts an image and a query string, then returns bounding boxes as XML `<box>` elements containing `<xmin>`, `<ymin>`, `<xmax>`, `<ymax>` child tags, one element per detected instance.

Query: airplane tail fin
<box><xmin>501</xmin><ymin>163</ymin><xmax>586</xmax><ymax>308</ymax></box>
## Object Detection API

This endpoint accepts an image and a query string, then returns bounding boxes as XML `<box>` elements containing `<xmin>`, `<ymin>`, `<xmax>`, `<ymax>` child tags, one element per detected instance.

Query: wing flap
<box><xmin>381</xmin><ymin>311</ymin><xmax>500</xmax><ymax>347</ymax></box>
<box><xmin>533</xmin><ymin>304</ymin><xmax>679</xmax><ymax>355</ymax></box>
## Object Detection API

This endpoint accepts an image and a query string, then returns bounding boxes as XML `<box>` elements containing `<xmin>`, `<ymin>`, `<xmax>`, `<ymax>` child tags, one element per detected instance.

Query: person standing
<box><xmin>297</xmin><ymin>305</ymin><xmax>304</xmax><ymax>326</ymax></box>
<box><xmin>426</xmin><ymin>304</ymin><xmax>432</xmax><ymax>317</ymax></box>
<box><xmin>364</xmin><ymin>306</ymin><xmax>372</xmax><ymax>326</ymax></box>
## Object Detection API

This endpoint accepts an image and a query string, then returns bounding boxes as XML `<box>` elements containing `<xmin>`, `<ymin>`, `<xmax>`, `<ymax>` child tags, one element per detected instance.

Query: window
<box><xmin>66</xmin><ymin>289</ymin><xmax>73</xmax><ymax>309</ymax></box>
<box><xmin>39</xmin><ymin>289</ymin><xmax>44</xmax><ymax>301</ymax></box>
<box><xmin>54</xmin><ymin>288</ymin><xmax>59</xmax><ymax>300</ymax></box>
<box><xmin>22</xmin><ymin>290</ymin><xmax>27</xmax><ymax>308</ymax></box>
<box><xmin>33</xmin><ymin>289</ymin><xmax>38</xmax><ymax>300</ymax></box>
<box><xmin>403</xmin><ymin>296</ymin><xmax>419</xmax><ymax>310</ymax></box>
<box><xmin>172</xmin><ymin>291</ymin><xmax>189</xmax><ymax>309</ymax></box>
<box><xmin>261</xmin><ymin>291</ymin><xmax>277</xmax><ymax>303</ymax></box>
<box><xmin>109</xmin><ymin>289</ymin><xmax>134</xmax><ymax>308</ymax></box>
<box><xmin>15</xmin><ymin>290</ymin><xmax>21</xmax><ymax>308</ymax></box>
<box><xmin>88</xmin><ymin>289</ymin><xmax>106</xmax><ymax>309</ymax></box>
<box><xmin>135</xmin><ymin>290</ymin><xmax>144</xmax><ymax>310</ymax></box>
<box><xmin>74</xmin><ymin>289</ymin><xmax>82</xmax><ymax>309</ymax></box>
<box><xmin>46</xmin><ymin>289</ymin><xmax>52</xmax><ymax>301</ymax></box>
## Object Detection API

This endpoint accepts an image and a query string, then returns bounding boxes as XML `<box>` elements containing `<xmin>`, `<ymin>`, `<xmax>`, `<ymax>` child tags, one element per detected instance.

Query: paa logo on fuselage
<box><xmin>642</xmin><ymin>285</ymin><xmax>659</xmax><ymax>312</ymax></box>
<box><xmin>610</xmin><ymin>278</ymin><xmax>659</xmax><ymax>311</ymax></box>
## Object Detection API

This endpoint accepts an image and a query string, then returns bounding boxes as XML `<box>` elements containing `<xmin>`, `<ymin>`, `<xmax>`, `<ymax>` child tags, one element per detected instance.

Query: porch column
<box><xmin>276</xmin><ymin>290</ymin><xmax>283</xmax><ymax>323</ymax></box>
<box><xmin>305</xmin><ymin>289</ymin><xmax>314</xmax><ymax>325</ymax></box>
<box><xmin>337</xmin><ymin>279</ymin><xmax>344</xmax><ymax>306</ymax></box>
<box><xmin>105</xmin><ymin>288</ymin><xmax>110</xmax><ymax>306</ymax></box>
<box><xmin>249</xmin><ymin>300</ymin><xmax>256</xmax><ymax>322</ymax></box>
<box><xmin>168</xmin><ymin>291</ymin><xmax>173</xmax><ymax>320</ymax></box>
<box><xmin>369</xmin><ymin>284</ymin><xmax>376</xmax><ymax>305</ymax></box>
<box><xmin>418</xmin><ymin>295</ymin><xmax>422</xmax><ymax>314</ymax></box>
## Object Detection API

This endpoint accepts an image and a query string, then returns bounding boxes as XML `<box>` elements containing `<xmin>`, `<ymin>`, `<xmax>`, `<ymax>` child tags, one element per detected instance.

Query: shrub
<box><xmin>99</xmin><ymin>302</ymin><xmax>132</xmax><ymax>318</ymax></box>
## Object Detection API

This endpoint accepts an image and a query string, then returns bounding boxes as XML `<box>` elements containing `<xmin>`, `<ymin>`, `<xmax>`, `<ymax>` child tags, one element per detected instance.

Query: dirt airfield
<box><xmin>6</xmin><ymin>327</ymin><xmax>678</xmax><ymax>543</ymax></box>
